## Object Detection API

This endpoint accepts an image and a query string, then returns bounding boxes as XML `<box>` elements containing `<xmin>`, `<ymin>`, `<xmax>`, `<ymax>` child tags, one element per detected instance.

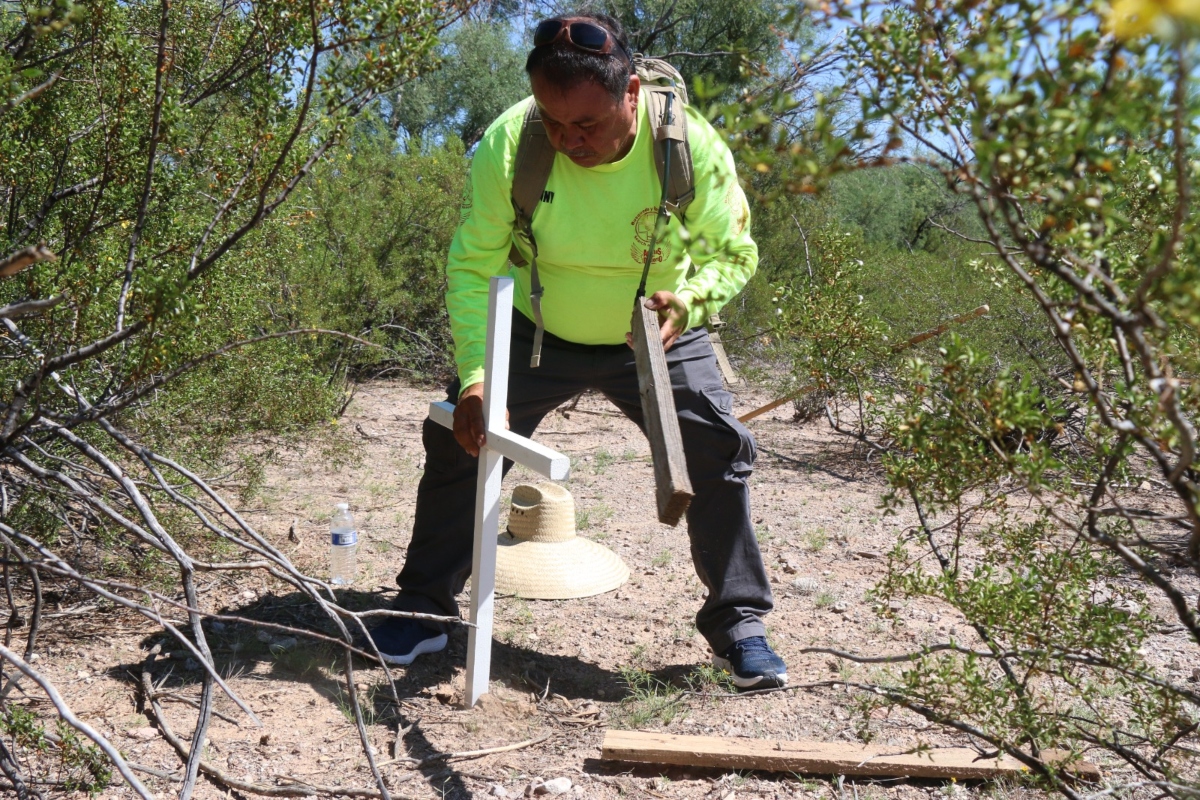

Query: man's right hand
<box><xmin>453</xmin><ymin>383</ymin><xmax>487</xmax><ymax>457</ymax></box>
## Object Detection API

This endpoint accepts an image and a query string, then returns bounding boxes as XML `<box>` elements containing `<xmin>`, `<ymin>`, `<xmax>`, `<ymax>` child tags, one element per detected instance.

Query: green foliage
<box><xmin>883</xmin><ymin>339</ymin><xmax>1066</xmax><ymax>503</ymax></box>
<box><xmin>615</xmin><ymin>667</ymin><xmax>687</xmax><ymax>727</ymax></box>
<box><xmin>0</xmin><ymin>0</ymin><xmax>455</xmax><ymax>784</ymax></box>
<box><xmin>723</xmin><ymin>0</ymin><xmax>1200</xmax><ymax>793</ymax></box>
<box><xmin>0</xmin><ymin>706</ymin><xmax>111</xmax><ymax>793</ymax></box>
<box><xmin>277</xmin><ymin>125</ymin><xmax>466</xmax><ymax>380</ymax></box>
<box><xmin>603</xmin><ymin>0</ymin><xmax>787</xmax><ymax>98</ymax></box>
<box><xmin>386</xmin><ymin>20</ymin><xmax>529</xmax><ymax>150</ymax></box>
<box><xmin>0</xmin><ymin>0</ymin><xmax>452</xmax><ymax>459</ymax></box>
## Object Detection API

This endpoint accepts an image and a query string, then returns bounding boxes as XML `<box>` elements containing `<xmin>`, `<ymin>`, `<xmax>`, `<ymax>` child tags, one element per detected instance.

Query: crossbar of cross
<box><xmin>427</xmin><ymin>276</ymin><xmax>570</xmax><ymax>707</ymax></box>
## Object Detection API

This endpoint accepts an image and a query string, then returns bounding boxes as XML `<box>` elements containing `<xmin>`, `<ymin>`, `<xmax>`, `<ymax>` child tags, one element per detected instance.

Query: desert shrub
<box><xmin>0</xmin><ymin>0</ymin><xmax>458</xmax><ymax>794</ymax></box>
<box><xmin>724</xmin><ymin>0</ymin><xmax>1200</xmax><ymax>795</ymax></box>
<box><xmin>273</xmin><ymin>123</ymin><xmax>467</xmax><ymax>382</ymax></box>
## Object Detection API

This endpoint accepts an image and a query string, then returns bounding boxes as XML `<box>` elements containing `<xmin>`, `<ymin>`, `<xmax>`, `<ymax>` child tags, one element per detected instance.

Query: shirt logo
<box><xmin>541</xmin><ymin>190</ymin><xmax>555</xmax><ymax>204</ymax></box>
<box><xmin>629</xmin><ymin>206</ymin><xmax>673</xmax><ymax>264</ymax></box>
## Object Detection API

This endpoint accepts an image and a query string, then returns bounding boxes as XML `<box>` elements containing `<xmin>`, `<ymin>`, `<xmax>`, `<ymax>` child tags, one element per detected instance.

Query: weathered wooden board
<box><xmin>602</xmin><ymin>730</ymin><xmax>1099</xmax><ymax>780</ymax></box>
<box><xmin>630</xmin><ymin>300</ymin><xmax>693</xmax><ymax>526</ymax></box>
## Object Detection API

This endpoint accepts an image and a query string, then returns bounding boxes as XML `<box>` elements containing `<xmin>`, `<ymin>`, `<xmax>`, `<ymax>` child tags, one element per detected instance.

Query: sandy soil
<box><xmin>17</xmin><ymin>379</ymin><xmax>1200</xmax><ymax>800</ymax></box>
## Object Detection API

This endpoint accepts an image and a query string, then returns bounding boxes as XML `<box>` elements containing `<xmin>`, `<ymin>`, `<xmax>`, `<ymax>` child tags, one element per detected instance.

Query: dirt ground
<box><xmin>20</xmin><ymin>379</ymin><xmax>1200</xmax><ymax>800</ymax></box>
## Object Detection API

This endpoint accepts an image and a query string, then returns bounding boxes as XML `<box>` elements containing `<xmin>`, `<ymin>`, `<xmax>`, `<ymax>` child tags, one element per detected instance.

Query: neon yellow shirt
<box><xmin>448</xmin><ymin>90</ymin><xmax>758</xmax><ymax>390</ymax></box>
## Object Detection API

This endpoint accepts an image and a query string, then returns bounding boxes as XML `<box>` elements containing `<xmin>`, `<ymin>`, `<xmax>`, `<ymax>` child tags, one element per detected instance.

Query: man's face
<box><xmin>530</xmin><ymin>72</ymin><xmax>641</xmax><ymax>168</ymax></box>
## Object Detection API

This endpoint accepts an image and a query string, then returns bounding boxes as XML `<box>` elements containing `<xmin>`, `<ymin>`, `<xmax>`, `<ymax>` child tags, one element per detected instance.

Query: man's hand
<box><xmin>453</xmin><ymin>383</ymin><xmax>487</xmax><ymax>457</ymax></box>
<box><xmin>625</xmin><ymin>290</ymin><xmax>689</xmax><ymax>351</ymax></box>
<box><xmin>452</xmin><ymin>383</ymin><xmax>510</xmax><ymax>457</ymax></box>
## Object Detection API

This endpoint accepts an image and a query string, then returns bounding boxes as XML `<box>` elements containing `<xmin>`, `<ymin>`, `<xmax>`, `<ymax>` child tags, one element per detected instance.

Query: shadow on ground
<box><xmin>114</xmin><ymin>587</ymin><xmax>674</xmax><ymax>799</ymax></box>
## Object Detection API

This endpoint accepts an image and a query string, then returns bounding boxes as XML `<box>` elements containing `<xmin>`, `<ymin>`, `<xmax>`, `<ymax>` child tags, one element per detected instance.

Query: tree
<box><xmin>277</xmin><ymin>123</ymin><xmax>467</xmax><ymax>380</ymax></box>
<box><xmin>385</xmin><ymin>18</ymin><xmax>528</xmax><ymax>149</ymax></box>
<box><xmin>732</xmin><ymin>1</ymin><xmax>1200</xmax><ymax>796</ymax></box>
<box><xmin>0</xmin><ymin>0</ymin><xmax>460</xmax><ymax>795</ymax></box>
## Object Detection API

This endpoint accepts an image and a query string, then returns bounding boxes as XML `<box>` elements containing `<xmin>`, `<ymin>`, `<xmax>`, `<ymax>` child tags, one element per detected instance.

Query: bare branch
<box><xmin>0</xmin><ymin>641</ymin><xmax>154</xmax><ymax>800</ymax></box>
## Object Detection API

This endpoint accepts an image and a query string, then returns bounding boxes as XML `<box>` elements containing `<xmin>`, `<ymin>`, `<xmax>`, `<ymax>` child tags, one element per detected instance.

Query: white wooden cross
<box><xmin>427</xmin><ymin>276</ymin><xmax>570</xmax><ymax>707</ymax></box>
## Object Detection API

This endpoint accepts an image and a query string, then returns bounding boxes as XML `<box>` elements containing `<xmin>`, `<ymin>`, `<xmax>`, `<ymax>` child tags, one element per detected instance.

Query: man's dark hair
<box><xmin>525</xmin><ymin>12</ymin><xmax>632</xmax><ymax>101</ymax></box>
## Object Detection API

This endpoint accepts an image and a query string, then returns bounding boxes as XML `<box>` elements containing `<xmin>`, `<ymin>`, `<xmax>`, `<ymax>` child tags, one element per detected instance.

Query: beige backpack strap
<box><xmin>641</xmin><ymin>83</ymin><xmax>695</xmax><ymax>218</ymax></box>
<box><xmin>509</xmin><ymin>99</ymin><xmax>556</xmax><ymax>367</ymax></box>
<box><xmin>705</xmin><ymin>312</ymin><xmax>740</xmax><ymax>385</ymax></box>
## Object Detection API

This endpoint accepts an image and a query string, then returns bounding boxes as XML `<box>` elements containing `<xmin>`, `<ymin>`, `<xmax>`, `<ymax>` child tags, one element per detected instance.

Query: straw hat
<box><xmin>495</xmin><ymin>482</ymin><xmax>629</xmax><ymax>600</ymax></box>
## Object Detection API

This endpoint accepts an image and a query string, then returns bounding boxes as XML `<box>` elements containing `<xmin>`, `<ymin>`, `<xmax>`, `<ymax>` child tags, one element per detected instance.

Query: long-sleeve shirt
<box><xmin>447</xmin><ymin>88</ymin><xmax>758</xmax><ymax>390</ymax></box>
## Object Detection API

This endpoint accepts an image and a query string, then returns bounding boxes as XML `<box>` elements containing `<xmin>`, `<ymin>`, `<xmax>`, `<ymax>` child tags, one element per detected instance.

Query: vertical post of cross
<box><xmin>426</xmin><ymin>276</ymin><xmax>570</xmax><ymax>708</ymax></box>
<box><xmin>464</xmin><ymin>277</ymin><xmax>511</xmax><ymax>707</ymax></box>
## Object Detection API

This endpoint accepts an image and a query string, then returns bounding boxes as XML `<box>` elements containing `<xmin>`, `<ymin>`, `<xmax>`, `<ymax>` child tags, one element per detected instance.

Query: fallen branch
<box><xmin>139</xmin><ymin>658</ymin><xmax>413</xmax><ymax>799</ymax></box>
<box><xmin>374</xmin><ymin>731</ymin><xmax>554</xmax><ymax>769</ymax></box>
<box><xmin>0</xmin><ymin>642</ymin><xmax>153</xmax><ymax>800</ymax></box>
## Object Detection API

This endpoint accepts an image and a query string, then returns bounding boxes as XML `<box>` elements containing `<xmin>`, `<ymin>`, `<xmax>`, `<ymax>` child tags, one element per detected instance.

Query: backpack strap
<box><xmin>509</xmin><ymin>100</ymin><xmax>556</xmax><ymax>367</ymax></box>
<box><xmin>637</xmin><ymin>68</ymin><xmax>695</xmax><ymax>219</ymax></box>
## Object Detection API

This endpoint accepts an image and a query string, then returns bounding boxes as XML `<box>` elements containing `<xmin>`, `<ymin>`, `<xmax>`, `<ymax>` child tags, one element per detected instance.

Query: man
<box><xmin>367</xmin><ymin>12</ymin><xmax>787</xmax><ymax>689</ymax></box>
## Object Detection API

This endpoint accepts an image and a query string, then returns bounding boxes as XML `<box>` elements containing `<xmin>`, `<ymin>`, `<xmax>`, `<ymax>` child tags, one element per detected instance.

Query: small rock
<box><xmin>260</xmin><ymin>734</ymin><xmax>271</xmax><ymax>746</ymax></box>
<box><xmin>831</xmin><ymin>602</ymin><xmax>848</xmax><ymax>614</ymax></box>
<box><xmin>791</xmin><ymin>577</ymin><xmax>820</xmax><ymax>594</ymax></box>
<box><xmin>1190</xmin><ymin>668</ymin><xmax>1200</xmax><ymax>684</ymax></box>
<box><xmin>888</xmin><ymin>600</ymin><xmax>903</xmax><ymax>613</ymax></box>
<box><xmin>490</xmin><ymin>785</ymin><xmax>509</xmax><ymax>798</ymax></box>
<box><xmin>241</xmin><ymin>590</ymin><xmax>256</xmax><ymax>600</ymax></box>
<box><xmin>76</xmin><ymin>669</ymin><xmax>89</xmax><ymax>679</ymax></box>
<box><xmin>27</xmin><ymin>653</ymin><xmax>38</xmax><ymax>662</ymax></box>
<box><xmin>540</xmin><ymin>778</ymin><xmax>572</xmax><ymax>795</ymax></box>
<box><xmin>127</xmin><ymin>727</ymin><xmax>157</xmax><ymax>741</ymax></box>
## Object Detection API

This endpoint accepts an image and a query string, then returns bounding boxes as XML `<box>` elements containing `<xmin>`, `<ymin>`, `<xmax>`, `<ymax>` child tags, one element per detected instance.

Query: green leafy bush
<box><xmin>723</xmin><ymin>0</ymin><xmax>1200</xmax><ymax>794</ymax></box>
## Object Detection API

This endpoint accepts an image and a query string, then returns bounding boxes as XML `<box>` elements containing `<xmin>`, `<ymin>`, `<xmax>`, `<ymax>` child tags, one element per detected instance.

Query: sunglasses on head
<box><xmin>533</xmin><ymin>17</ymin><xmax>630</xmax><ymax>62</ymax></box>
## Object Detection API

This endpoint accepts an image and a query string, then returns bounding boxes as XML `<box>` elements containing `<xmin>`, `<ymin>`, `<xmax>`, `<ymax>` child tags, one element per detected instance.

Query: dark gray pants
<box><xmin>395</xmin><ymin>311</ymin><xmax>772</xmax><ymax>654</ymax></box>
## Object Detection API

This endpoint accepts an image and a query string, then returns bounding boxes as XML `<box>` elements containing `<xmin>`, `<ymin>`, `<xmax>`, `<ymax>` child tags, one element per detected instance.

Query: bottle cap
<box><xmin>336</xmin><ymin>502</ymin><xmax>349</xmax><ymax>511</ymax></box>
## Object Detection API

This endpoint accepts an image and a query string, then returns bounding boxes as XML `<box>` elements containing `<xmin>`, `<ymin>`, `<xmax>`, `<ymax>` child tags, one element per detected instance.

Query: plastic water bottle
<box><xmin>329</xmin><ymin>503</ymin><xmax>358</xmax><ymax>586</ymax></box>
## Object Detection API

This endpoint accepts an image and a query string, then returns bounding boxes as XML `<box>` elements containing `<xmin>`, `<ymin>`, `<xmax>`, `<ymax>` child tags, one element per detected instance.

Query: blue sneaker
<box><xmin>363</xmin><ymin>617</ymin><xmax>447</xmax><ymax>665</ymax></box>
<box><xmin>713</xmin><ymin>636</ymin><xmax>788</xmax><ymax>689</ymax></box>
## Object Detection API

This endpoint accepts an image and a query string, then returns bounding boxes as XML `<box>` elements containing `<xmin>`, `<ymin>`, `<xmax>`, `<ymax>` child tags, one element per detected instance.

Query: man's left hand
<box><xmin>626</xmin><ymin>290</ymin><xmax>688</xmax><ymax>352</ymax></box>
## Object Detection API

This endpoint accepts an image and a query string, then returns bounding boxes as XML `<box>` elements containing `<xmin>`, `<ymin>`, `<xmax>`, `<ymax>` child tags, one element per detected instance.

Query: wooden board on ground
<box><xmin>630</xmin><ymin>300</ymin><xmax>693</xmax><ymax>526</ymax></box>
<box><xmin>602</xmin><ymin>730</ymin><xmax>1099</xmax><ymax>780</ymax></box>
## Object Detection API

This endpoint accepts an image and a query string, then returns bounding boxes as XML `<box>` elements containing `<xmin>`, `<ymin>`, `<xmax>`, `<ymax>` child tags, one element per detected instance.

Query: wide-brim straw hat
<box><xmin>495</xmin><ymin>482</ymin><xmax>629</xmax><ymax>600</ymax></box>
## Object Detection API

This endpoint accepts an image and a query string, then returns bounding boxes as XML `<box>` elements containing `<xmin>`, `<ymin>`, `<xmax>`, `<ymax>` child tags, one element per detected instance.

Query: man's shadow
<box><xmin>123</xmin><ymin>587</ymin><xmax>695</xmax><ymax>799</ymax></box>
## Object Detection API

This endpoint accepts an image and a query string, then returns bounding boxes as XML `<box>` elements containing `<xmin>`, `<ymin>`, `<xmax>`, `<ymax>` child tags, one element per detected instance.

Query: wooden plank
<box><xmin>630</xmin><ymin>300</ymin><xmax>693</xmax><ymax>526</ymax></box>
<box><xmin>894</xmin><ymin>305</ymin><xmax>989</xmax><ymax>352</ymax></box>
<box><xmin>706</xmin><ymin>313</ymin><xmax>739</xmax><ymax>386</ymax></box>
<box><xmin>602</xmin><ymin>731</ymin><xmax>1099</xmax><ymax>781</ymax></box>
<box><xmin>737</xmin><ymin>384</ymin><xmax>819</xmax><ymax>424</ymax></box>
